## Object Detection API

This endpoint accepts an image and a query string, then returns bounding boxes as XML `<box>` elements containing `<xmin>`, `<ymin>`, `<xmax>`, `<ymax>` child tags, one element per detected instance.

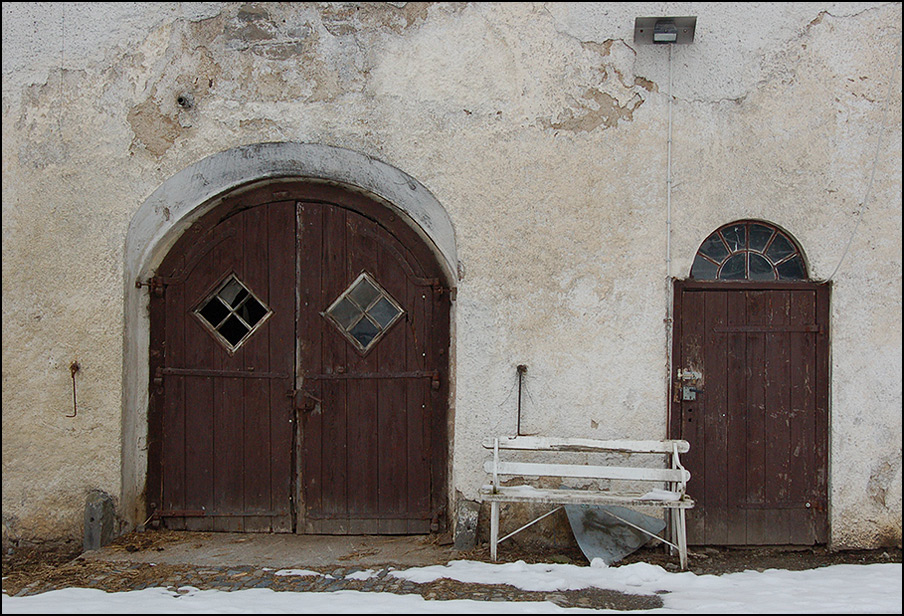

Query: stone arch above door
<box><xmin>121</xmin><ymin>143</ymin><xmax>458</xmax><ymax>530</ymax></box>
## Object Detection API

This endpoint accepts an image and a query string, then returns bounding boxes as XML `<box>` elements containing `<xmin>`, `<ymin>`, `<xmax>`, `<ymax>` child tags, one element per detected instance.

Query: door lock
<box><xmin>287</xmin><ymin>389</ymin><xmax>322</xmax><ymax>412</ymax></box>
<box><xmin>682</xmin><ymin>385</ymin><xmax>704</xmax><ymax>401</ymax></box>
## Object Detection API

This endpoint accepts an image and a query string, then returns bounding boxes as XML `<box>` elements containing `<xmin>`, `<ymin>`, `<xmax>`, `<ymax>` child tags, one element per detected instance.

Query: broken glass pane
<box><xmin>219</xmin><ymin>315</ymin><xmax>250</xmax><ymax>346</ymax></box>
<box><xmin>198</xmin><ymin>298</ymin><xmax>230</xmax><ymax>329</ymax></box>
<box><xmin>194</xmin><ymin>274</ymin><xmax>272</xmax><ymax>352</ymax></box>
<box><xmin>219</xmin><ymin>279</ymin><xmax>248</xmax><ymax>307</ymax></box>
<box><xmin>721</xmin><ymin>225</ymin><xmax>746</xmax><ymax>253</ymax></box>
<box><xmin>237</xmin><ymin>297</ymin><xmax>268</xmax><ymax>327</ymax></box>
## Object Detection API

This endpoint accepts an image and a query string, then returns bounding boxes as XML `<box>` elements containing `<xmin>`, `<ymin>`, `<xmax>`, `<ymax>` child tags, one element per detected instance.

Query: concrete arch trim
<box><xmin>121</xmin><ymin>142</ymin><xmax>458</xmax><ymax>527</ymax></box>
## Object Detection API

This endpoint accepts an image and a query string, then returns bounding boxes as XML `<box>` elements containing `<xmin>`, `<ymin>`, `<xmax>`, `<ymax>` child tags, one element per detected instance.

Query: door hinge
<box><xmin>136</xmin><ymin>276</ymin><xmax>166</xmax><ymax>296</ymax></box>
<box><xmin>153</xmin><ymin>366</ymin><xmax>164</xmax><ymax>389</ymax></box>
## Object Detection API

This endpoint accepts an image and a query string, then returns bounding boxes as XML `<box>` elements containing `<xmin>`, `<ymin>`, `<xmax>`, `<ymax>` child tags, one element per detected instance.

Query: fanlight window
<box><xmin>194</xmin><ymin>274</ymin><xmax>272</xmax><ymax>353</ymax></box>
<box><xmin>323</xmin><ymin>272</ymin><xmax>405</xmax><ymax>354</ymax></box>
<box><xmin>691</xmin><ymin>221</ymin><xmax>807</xmax><ymax>281</ymax></box>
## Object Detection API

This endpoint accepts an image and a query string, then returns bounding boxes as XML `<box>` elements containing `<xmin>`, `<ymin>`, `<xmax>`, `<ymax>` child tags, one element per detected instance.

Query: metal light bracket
<box><xmin>634</xmin><ymin>17</ymin><xmax>697</xmax><ymax>45</ymax></box>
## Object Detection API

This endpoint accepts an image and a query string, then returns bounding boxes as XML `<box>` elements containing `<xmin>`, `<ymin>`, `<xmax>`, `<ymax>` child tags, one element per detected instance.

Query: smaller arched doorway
<box><xmin>145</xmin><ymin>179</ymin><xmax>451</xmax><ymax>534</ymax></box>
<box><xmin>671</xmin><ymin>221</ymin><xmax>830</xmax><ymax>545</ymax></box>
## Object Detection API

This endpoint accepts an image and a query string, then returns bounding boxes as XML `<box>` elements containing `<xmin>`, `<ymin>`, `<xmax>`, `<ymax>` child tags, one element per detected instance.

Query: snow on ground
<box><xmin>3</xmin><ymin>560</ymin><xmax>901</xmax><ymax>614</ymax></box>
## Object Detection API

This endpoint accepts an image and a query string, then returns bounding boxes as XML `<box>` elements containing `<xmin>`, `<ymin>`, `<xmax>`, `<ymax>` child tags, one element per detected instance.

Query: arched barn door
<box><xmin>671</xmin><ymin>221</ymin><xmax>829</xmax><ymax>545</ymax></box>
<box><xmin>147</xmin><ymin>181</ymin><xmax>451</xmax><ymax>534</ymax></box>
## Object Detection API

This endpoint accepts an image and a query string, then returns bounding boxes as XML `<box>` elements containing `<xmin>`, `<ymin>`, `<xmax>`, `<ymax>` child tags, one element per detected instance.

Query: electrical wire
<box><xmin>827</xmin><ymin>36</ymin><xmax>902</xmax><ymax>281</ymax></box>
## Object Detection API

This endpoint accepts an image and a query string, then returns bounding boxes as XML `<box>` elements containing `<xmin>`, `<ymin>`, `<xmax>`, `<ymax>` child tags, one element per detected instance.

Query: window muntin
<box><xmin>690</xmin><ymin>221</ymin><xmax>807</xmax><ymax>281</ymax></box>
<box><xmin>193</xmin><ymin>274</ymin><xmax>272</xmax><ymax>353</ymax></box>
<box><xmin>323</xmin><ymin>272</ymin><xmax>405</xmax><ymax>354</ymax></box>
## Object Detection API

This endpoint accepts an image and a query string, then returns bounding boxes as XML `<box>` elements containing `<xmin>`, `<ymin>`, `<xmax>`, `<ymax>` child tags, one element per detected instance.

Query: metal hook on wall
<box><xmin>66</xmin><ymin>361</ymin><xmax>80</xmax><ymax>418</ymax></box>
<box><xmin>516</xmin><ymin>364</ymin><xmax>538</xmax><ymax>436</ymax></box>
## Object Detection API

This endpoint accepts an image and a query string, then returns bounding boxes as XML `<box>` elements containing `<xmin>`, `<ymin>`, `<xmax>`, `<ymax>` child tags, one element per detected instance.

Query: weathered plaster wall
<box><xmin>2</xmin><ymin>2</ymin><xmax>901</xmax><ymax>548</ymax></box>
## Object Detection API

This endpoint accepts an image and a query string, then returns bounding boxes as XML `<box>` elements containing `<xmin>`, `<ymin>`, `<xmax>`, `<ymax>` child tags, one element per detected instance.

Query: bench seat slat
<box><xmin>479</xmin><ymin>485</ymin><xmax>695</xmax><ymax>508</ymax></box>
<box><xmin>482</xmin><ymin>436</ymin><xmax>690</xmax><ymax>454</ymax></box>
<box><xmin>484</xmin><ymin>460</ymin><xmax>690</xmax><ymax>484</ymax></box>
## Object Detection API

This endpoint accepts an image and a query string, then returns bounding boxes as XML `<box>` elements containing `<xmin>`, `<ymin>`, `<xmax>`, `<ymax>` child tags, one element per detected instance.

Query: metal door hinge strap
<box><xmin>306</xmin><ymin>370</ymin><xmax>439</xmax><ymax>381</ymax></box>
<box><xmin>713</xmin><ymin>325</ymin><xmax>822</xmax><ymax>333</ymax></box>
<box><xmin>153</xmin><ymin>509</ymin><xmax>287</xmax><ymax>518</ymax></box>
<box><xmin>136</xmin><ymin>276</ymin><xmax>166</xmax><ymax>295</ymax></box>
<box><xmin>307</xmin><ymin>370</ymin><xmax>441</xmax><ymax>390</ymax></box>
<box><xmin>160</xmin><ymin>367</ymin><xmax>290</xmax><ymax>379</ymax></box>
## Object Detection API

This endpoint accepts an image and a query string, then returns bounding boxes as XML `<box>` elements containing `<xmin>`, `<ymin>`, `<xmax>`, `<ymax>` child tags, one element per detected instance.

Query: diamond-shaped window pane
<box><xmin>198</xmin><ymin>298</ymin><xmax>230</xmax><ymax>329</ymax></box>
<box><xmin>194</xmin><ymin>275</ymin><xmax>272</xmax><ymax>353</ymax></box>
<box><xmin>237</xmin><ymin>297</ymin><xmax>268</xmax><ymax>328</ymax></box>
<box><xmin>324</xmin><ymin>272</ymin><xmax>405</xmax><ymax>354</ymax></box>
<box><xmin>349</xmin><ymin>316</ymin><xmax>380</xmax><ymax>348</ymax></box>
<box><xmin>330</xmin><ymin>297</ymin><xmax>361</xmax><ymax>330</ymax></box>
<box><xmin>348</xmin><ymin>278</ymin><xmax>381</xmax><ymax>308</ymax></box>
<box><xmin>368</xmin><ymin>297</ymin><xmax>402</xmax><ymax>329</ymax></box>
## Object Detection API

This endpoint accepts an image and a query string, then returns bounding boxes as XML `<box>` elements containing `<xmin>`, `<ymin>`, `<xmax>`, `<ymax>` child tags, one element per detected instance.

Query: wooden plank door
<box><xmin>149</xmin><ymin>199</ymin><xmax>296</xmax><ymax>532</ymax></box>
<box><xmin>296</xmin><ymin>191</ymin><xmax>450</xmax><ymax>534</ymax></box>
<box><xmin>149</xmin><ymin>182</ymin><xmax>450</xmax><ymax>535</ymax></box>
<box><xmin>671</xmin><ymin>281</ymin><xmax>829</xmax><ymax>545</ymax></box>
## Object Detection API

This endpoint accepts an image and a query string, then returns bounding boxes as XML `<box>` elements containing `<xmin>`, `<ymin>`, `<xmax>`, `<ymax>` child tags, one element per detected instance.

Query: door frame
<box><xmin>669</xmin><ymin>279</ymin><xmax>831</xmax><ymax>545</ymax></box>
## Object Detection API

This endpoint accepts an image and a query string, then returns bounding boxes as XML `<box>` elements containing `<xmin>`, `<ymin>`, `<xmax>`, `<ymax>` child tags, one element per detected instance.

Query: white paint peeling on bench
<box><xmin>483</xmin><ymin>460</ymin><xmax>691</xmax><ymax>484</ymax></box>
<box><xmin>482</xmin><ymin>436</ymin><xmax>690</xmax><ymax>454</ymax></box>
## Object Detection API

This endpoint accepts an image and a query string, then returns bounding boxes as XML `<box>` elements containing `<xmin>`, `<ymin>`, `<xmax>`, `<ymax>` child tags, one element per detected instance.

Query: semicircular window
<box><xmin>323</xmin><ymin>272</ymin><xmax>405</xmax><ymax>355</ymax></box>
<box><xmin>690</xmin><ymin>221</ymin><xmax>807</xmax><ymax>281</ymax></box>
<box><xmin>193</xmin><ymin>274</ymin><xmax>272</xmax><ymax>353</ymax></box>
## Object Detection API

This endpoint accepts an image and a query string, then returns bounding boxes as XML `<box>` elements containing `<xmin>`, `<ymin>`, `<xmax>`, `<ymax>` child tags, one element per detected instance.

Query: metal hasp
<box><xmin>633</xmin><ymin>16</ymin><xmax>696</xmax><ymax>45</ymax></box>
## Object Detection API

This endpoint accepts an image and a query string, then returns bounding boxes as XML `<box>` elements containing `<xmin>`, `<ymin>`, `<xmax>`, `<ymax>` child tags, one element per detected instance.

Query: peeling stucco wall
<box><xmin>2</xmin><ymin>2</ymin><xmax>901</xmax><ymax>549</ymax></box>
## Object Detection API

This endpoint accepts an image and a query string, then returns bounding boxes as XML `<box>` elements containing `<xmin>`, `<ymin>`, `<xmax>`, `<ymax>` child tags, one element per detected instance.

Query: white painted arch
<box><xmin>121</xmin><ymin>142</ymin><xmax>458</xmax><ymax>527</ymax></box>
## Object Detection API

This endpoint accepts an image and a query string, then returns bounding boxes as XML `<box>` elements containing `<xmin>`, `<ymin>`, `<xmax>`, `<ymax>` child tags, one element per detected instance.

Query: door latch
<box><xmin>286</xmin><ymin>389</ymin><xmax>322</xmax><ymax>412</ymax></box>
<box><xmin>677</xmin><ymin>369</ymin><xmax>702</xmax><ymax>381</ymax></box>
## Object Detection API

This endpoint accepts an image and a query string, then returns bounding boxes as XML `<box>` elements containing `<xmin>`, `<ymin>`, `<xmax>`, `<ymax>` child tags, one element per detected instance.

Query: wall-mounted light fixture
<box><xmin>634</xmin><ymin>16</ymin><xmax>696</xmax><ymax>45</ymax></box>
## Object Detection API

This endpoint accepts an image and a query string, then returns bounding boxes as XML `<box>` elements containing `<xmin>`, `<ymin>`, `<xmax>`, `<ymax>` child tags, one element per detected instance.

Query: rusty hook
<box><xmin>66</xmin><ymin>361</ymin><xmax>80</xmax><ymax>418</ymax></box>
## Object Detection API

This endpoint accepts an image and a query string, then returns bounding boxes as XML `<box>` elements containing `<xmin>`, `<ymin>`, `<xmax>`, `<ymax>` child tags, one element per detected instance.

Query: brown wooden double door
<box><xmin>148</xmin><ymin>182</ymin><xmax>450</xmax><ymax>534</ymax></box>
<box><xmin>671</xmin><ymin>281</ymin><xmax>829</xmax><ymax>545</ymax></box>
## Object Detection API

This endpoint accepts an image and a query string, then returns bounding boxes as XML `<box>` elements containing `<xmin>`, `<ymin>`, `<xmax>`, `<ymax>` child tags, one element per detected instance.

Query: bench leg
<box><xmin>677</xmin><ymin>508</ymin><xmax>688</xmax><ymax>570</ymax></box>
<box><xmin>490</xmin><ymin>501</ymin><xmax>500</xmax><ymax>562</ymax></box>
<box><xmin>668</xmin><ymin>508</ymin><xmax>678</xmax><ymax>556</ymax></box>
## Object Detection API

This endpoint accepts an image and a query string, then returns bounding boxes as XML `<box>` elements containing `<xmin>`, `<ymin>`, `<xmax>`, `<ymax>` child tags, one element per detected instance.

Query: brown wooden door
<box><xmin>148</xmin><ymin>199</ymin><xmax>296</xmax><ymax>532</ymax></box>
<box><xmin>671</xmin><ymin>281</ymin><xmax>829</xmax><ymax>545</ymax></box>
<box><xmin>148</xmin><ymin>182</ymin><xmax>450</xmax><ymax>534</ymax></box>
<box><xmin>296</xmin><ymin>196</ymin><xmax>449</xmax><ymax>534</ymax></box>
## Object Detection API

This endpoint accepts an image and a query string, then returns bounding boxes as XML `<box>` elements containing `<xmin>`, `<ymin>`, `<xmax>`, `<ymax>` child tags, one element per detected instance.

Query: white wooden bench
<box><xmin>479</xmin><ymin>436</ymin><xmax>695</xmax><ymax>569</ymax></box>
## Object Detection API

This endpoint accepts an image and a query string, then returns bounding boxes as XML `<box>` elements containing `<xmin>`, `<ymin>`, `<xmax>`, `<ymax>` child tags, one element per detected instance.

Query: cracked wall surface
<box><xmin>2</xmin><ymin>2</ymin><xmax>901</xmax><ymax>549</ymax></box>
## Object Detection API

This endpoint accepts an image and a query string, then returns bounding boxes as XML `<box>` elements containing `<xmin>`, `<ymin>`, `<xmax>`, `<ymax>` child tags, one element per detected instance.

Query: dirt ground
<box><xmin>2</xmin><ymin>530</ymin><xmax>901</xmax><ymax>610</ymax></box>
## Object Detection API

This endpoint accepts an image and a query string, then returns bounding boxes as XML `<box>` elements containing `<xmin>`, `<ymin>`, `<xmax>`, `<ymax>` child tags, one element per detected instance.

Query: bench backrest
<box><xmin>482</xmin><ymin>436</ymin><xmax>691</xmax><ymax>493</ymax></box>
